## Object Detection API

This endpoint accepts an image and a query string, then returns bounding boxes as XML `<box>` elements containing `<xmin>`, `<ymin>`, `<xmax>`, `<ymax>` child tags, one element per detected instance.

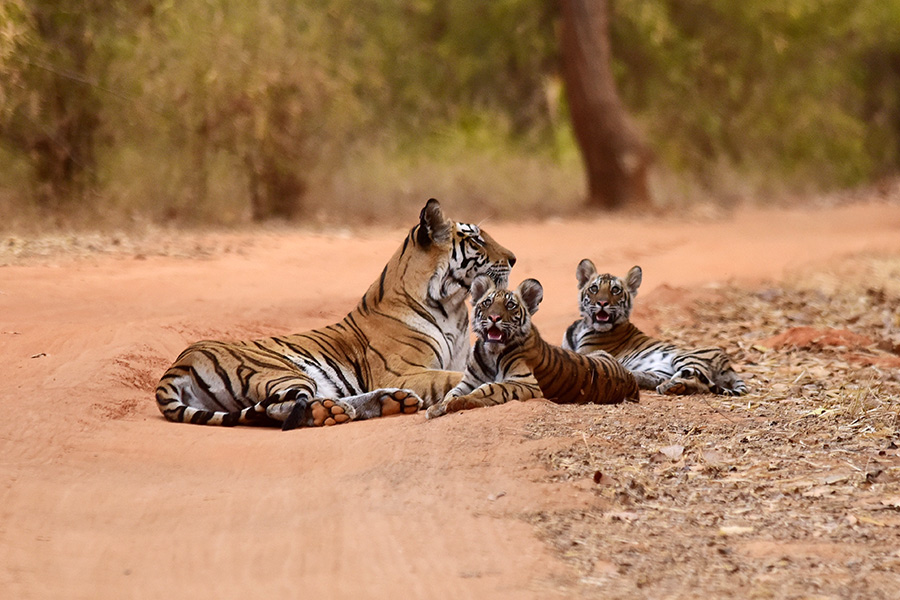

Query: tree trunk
<box><xmin>559</xmin><ymin>0</ymin><xmax>652</xmax><ymax>210</ymax></box>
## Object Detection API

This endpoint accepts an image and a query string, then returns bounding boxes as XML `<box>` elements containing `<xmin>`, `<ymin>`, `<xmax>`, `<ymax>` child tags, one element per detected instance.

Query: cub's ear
<box><xmin>470</xmin><ymin>274</ymin><xmax>495</xmax><ymax>304</ymax></box>
<box><xmin>417</xmin><ymin>198</ymin><xmax>452</xmax><ymax>246</ymax></box>
<box><xmin>517</xmin><ymin>278</ymin><xmax>544</xmax><ymax>315</ymax></box>
<box><xmin>625</xmin><ymin>265</ymin><xmax>643</xmax><ymax>296</ymax></box>
<box><xmin>576</xmin><ymin>258</ymin><xmax>598</xmax><ymax>289</ymax></box>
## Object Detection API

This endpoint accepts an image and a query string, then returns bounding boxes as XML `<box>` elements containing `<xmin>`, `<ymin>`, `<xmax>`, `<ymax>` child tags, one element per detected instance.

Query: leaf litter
<box><xmin>523</xmin><ymin>254</ymin><xmax>900</xmax><ymax>599</ymax></box>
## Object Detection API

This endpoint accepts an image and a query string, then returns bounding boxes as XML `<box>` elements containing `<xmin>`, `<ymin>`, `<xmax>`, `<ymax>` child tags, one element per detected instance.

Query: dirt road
<box><xmin>2</xmin><ymin>200</ymin><xmax>899</xmax><ymax>599</ymax></box>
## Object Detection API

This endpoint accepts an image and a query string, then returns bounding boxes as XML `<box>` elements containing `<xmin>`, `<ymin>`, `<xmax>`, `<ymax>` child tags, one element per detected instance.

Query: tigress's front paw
<box><xmin>379</xmin><ymin>389</ymin><xmax>423</xmax><ymax>417</ymax></box>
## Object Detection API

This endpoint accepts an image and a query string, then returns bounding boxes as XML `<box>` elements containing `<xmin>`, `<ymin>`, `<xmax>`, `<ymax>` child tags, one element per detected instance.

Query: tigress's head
<box><xmin>469</xmin><ymin>275</ymin><xmax>543</xmax><ymax>350</ymax></box>
<box><xmin>414</xmin><ymin>199</ymin><xmax>516</xmax><ymax>300</ymax></box>
<box><xmin>575</xmin><ymin>259</ymin><xmax>642</xmax><ymax>332</ymax></box>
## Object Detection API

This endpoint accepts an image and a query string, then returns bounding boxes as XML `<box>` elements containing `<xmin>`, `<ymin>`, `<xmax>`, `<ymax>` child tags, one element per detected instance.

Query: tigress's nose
<box><xmin>507</xmin><ymin>255</ymin><xmax>517</xmax><ymax>268</ymax></box>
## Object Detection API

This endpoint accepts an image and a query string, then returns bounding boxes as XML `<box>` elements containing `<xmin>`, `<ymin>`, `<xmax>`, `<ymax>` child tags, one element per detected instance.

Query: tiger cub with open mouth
<box><xmin>562</xmin><ymin>259</ymin><xmax>747</xmax><ymax>396</ymax></box>
<box><xmin>426</xmin><ymin>275</ymin><xmax>639</xmax><ymax>418</ymax></box>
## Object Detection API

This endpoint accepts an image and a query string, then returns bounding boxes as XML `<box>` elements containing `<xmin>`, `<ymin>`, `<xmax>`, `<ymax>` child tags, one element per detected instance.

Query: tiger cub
<box><xmin>426</xmin><ymin>275</ymin><xmax>639</xmax><ymax>418</ymax></box>
<box><xmin>562</xmin><ymin>259</ymin><xmax>747</xmax><ymax>396</ymax></box>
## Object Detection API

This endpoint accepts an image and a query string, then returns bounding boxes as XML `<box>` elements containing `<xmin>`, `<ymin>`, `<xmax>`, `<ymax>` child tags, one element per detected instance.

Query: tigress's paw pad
<box><xmin>310</xmin><ymin>399</ymin><xmax>355</xmax><ymax>427</ymax></box>
<box><xmin>380</xmin><ymin>389</ymin><xmax>423</xmax><ymax>417</ymax></box>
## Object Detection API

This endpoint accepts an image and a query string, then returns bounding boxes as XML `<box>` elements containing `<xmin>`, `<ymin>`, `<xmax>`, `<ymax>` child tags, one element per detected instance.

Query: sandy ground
<box><xmin>2</xmin><ymin>200</ymin><xmax>900</xmax><ymax>599</ymax></box>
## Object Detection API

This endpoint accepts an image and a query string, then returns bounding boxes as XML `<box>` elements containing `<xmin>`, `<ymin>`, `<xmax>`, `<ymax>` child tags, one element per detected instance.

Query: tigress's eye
<box><xmin>469</xmin><ymin>236</ymin><xmax>485</xmax><ymax>247</ymax></box>
<box><xmin>588</xmin><ymin>285</ymin><xmax>599</xmax><ymax>294</ymax></box>
<box><xmin>610</xmin><ymin>285</ymin><xmax>622</xmax><ymax>295</ymax></box>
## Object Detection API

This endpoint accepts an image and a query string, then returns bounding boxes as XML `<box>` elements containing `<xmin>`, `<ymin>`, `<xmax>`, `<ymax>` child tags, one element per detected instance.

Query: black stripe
<box><xmin>377</xmin><ymin>265</ymin><xmax>388</xmax><ymax>302</ymax></box>
<box><xmin>367</xmin><ymin>345</ymin><xmax>402</xmax><ymax>377</ymax></box>
<box><xmin>401</xmin><ymin>233</ymin><xmax>410</xmax><ymax>255</ymax></box>
<box><xmin>187</xmin><ymin>364</ymin><xmax>231</xmax><ymax>411</ymax></box>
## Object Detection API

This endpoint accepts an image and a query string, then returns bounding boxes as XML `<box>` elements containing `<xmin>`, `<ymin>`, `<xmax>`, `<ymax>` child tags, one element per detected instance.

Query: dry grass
<box><xmin>523</xmin><ymin>255</ymin><xmax>900</xmax><ymax>599</ymax></box>
<box><xmin>0</xmin><ymin>229</ymin><xmax>261</xmax><ymax>265</ymax></box>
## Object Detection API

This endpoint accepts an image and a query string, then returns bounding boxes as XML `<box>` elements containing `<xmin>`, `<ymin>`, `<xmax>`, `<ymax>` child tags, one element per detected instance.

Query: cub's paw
<box><xmin>657</xmin><ymin>378</ymin><xmax>688</xmax><ymax>395</ymax></box>
<box><xmin>379</xmin><ymin>389</ymin><xmax>423</xmax><ymax>417</ymax></box>
<box><xmin>444</xmin><ymin>395</ymin><xmax>481</xmax><ymax>413</ymax></box>
<box><xmin>425</xmin><ymin>401</ymin><xmax>448</xmax><ymax>420</ymax></box>
<box><xmin>632</xmin><ymin>370</ymin><xmax>665</xmax><ymax>390</ymax></box>
<box><xmin>720</xmin><ymin>379</ymin><xmax>748</xmax><ymax>397</ymax></box>
<box><xmin>656</xmin><ymin>372</ymin><xmax>711</xmax><ymax>396</ymax></box>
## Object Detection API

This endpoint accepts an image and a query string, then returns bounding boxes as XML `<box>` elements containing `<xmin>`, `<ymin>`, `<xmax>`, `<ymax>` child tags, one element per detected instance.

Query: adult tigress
<box><xmin>562</xmin><ymin>259</ymin><xmax>747</xmax><ymax>396</ymax></box>
<box><xmin>155</xmin><ymin>199</ymin><xmax>516</xmax><ymax>430</ymax></box>
<box><xmin>426</xmin><ymin>275</ymin><xmax>639</xmax><ymax>418</ymax></box>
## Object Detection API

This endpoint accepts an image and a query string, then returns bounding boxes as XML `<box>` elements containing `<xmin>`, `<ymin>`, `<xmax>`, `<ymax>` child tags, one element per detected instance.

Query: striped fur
<box><xmin>562</xmin><ymin>259</ymin><xmax>747</xmax><ymax>396</ymax></box>
<box><xmin>155</xmin><ymin>199</ymin><xmax>516</xmax><ymax>429</ymax></box>
<box><xmin>426</xmin><ymin>276</ymin><xmax>639</xmax><ymax>418</ymax></box>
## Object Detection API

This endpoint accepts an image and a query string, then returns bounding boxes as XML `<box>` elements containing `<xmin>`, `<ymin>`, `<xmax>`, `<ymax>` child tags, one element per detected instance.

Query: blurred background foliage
<box><xmin>1</xmin><ymin>0</ymin><xmax>899</xmax><ymax>228</ymax></box>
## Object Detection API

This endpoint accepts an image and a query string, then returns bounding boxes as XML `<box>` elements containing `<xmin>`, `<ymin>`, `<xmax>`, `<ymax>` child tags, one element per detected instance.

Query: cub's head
<box><xmin>469</xmin><ymin>275</ymin><xmax>543</xmax><ymax>349</ymax></box>
<box><xmin>575</xmin><ymin>259</ymin><xmax>642</xmax><ymax>332</ymax></box>
<box><xmin>414</xmin><ymin>199</ymin><xmax>516</xmax><ymax>298</ymax></box>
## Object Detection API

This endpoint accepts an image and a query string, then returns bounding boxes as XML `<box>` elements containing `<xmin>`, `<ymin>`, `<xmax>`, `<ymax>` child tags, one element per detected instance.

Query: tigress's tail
<box><xmin>154</xmin><ymin>380</ymin><xmax>275</xmax><ymax>427</ymax></box>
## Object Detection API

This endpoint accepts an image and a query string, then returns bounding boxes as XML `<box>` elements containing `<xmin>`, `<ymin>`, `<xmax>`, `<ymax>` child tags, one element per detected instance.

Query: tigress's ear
<box><xmin>417</xmin><ymin>198</ymin><xmax>452</xmax><ymax>246</ymax></box>
<box><xmin>470</xmin><ymin>274</ymin><xmax>495</xmax><ymax>303</ymax></box>
<box><xmin>576</xmin><ymin>258</ymin><xmax>597</xmax><ymax>289</ymax></box>
<box><xmin>517</xmin><ymin>278</ymin><xmax>544</xmax><ymax>315</ymax></box>
<box><xmin>625</xmin><ymin>265</ymin><xmax>643</xmax><ymax>296</ymax></box>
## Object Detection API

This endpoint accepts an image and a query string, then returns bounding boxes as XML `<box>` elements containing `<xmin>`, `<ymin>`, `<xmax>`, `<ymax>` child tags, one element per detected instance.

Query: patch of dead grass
<box><xmin>523</xmin><ymin>254</ymin><xmax>900</xmax><ymax>599</ymax></box>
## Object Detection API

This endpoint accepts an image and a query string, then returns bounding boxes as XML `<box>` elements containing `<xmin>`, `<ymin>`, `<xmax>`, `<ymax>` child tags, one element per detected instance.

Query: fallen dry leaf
<box><xmin>659</xmin><ymin>445</ymin><xmax>685</xmax><ymax>461</ymax></box>
<box><xmin>608</xmin><ymin>511</ymin><xmax>640</xmax><ymax>523</ymax></box>
<box><xmin>880</xmin><ymin>497</ymin><xmax>900</xmax><ymax>509</ymax></box>
<box><xmin>701</xmin><ymin>449</ymin><xmax>727</xmax><ymax>466</ymax></box>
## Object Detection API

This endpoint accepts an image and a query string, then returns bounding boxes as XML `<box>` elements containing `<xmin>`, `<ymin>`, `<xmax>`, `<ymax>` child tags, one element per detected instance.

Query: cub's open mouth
<box><xmin>485</xmin><ymin>325</ymin><xmax>507</xmax><ymax>344</ymax></box>
<box><xmin>593</xmin><ymin>310</ymin><xmax>611</xmax><ymax>324</ymax></box>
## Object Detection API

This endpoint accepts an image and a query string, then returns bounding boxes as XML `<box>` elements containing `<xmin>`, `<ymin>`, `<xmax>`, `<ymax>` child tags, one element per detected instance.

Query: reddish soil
<box><xmin>2</xmin><ymin>201</ymin><xmax>900</xmax><ymax>599</ymax></box>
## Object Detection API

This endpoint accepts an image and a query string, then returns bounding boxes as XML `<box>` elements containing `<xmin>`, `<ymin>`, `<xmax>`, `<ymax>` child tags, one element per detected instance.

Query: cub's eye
<box><xmin>588</xmin><ymin>285</ymin><xmax>599</xmax><ymax>294</ymax></box>
<box><xmin>610</xmin><ymin>286</ymin><xmax>622</xmax><ymax>295</ymax></box>
<box><xmin>506</xmin><ymin>300</ymin><xmax>518</xmax><ymax>310</ymax></box>
<box><xmin>481</xmin><ymin>297</ymin><xmax>492</xmax><ymax>307</ymax></box>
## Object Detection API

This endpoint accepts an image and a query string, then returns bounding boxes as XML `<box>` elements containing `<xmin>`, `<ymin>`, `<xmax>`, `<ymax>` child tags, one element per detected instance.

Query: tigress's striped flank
<box><xmin>562</xmin><ymin>259</ymin><xmax>747</xmax><ymax>396</ymax></box>
<box><xmin>155</xmin><ymin>199</ymin><xmax>516</xmax><ymax>429</ymax></box>
<box><xmin>426</xmin><ymin>276</ymin><xmax>639</xmax><ymax>418</ymax></box>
